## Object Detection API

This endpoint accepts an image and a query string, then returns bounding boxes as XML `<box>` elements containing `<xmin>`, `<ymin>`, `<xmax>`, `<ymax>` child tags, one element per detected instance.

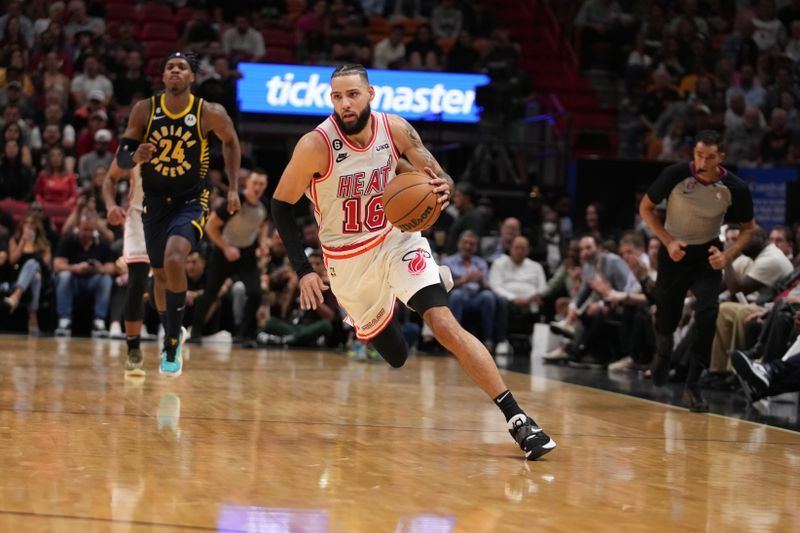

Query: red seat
<box><xmin>137</xmin><ymin>2</ymin><xmax>174</xmax><ymax>23</ymax></box>
<box><xmin>146</xmin><ymin>57</ymin><xmax>164</xmax><ymax>83</ymax></box>
<box><xmin>174</xmin><ymin>7</ymin><xmax>195</xmax><ymax>27</ymax></box>
<box><xmin>105</xmin><ymin>2</ymin><xmax>136</xmax><ymax>21</ymax></box>
<box><xmin>143</xmin><ymin>40</ymin><xmax>175</xmax><ymax>60</ymax></box>
<box><xmin>261</xmin><ymin>28</ymin><xmax>294</xmax><ymax>49</ymax></box>
<box><xmin>266</xmin><ymin>47</ymin><xmax>295</xmax><ymax>64</ymax></box>
<box><xmin>139</xmin><ymin>22</ymin><xmax>179</xmax><ymax>41</ymax></box>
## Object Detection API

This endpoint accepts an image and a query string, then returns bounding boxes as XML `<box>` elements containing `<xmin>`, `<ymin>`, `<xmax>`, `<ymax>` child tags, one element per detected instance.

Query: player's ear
<box><xmin>368</xmin><ymin>85</ymin><xmax>375</xmax><ymax>102</ymax></box>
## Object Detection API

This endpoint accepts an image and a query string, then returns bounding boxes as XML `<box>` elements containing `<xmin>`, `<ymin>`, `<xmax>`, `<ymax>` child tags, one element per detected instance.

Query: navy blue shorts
<box><xmin>142</xmin><ymin>189</ymin><xmax>210</xmax><ymax>268</ymax></box>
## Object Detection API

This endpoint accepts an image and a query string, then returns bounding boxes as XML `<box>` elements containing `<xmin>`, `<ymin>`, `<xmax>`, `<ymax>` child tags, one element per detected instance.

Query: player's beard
<box><xmin>334</xmin><ymin>104</ymin><xmax>371</xmax><ymax>135</ymax></box>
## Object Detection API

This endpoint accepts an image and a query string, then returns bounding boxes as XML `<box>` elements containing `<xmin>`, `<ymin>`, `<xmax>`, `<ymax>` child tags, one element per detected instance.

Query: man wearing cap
<box><xmin>114</xmin><ymin>51</ymin><xmax>241</xmax><ymax>377</ymax></box>
<box><xmin>76</xmin><ymin>109</ymin><xmax>117</xmax><ymax>158</ymax></box>
<box><xmin>78</xmin><ymin>129</ymin><xmax>114</xmax><ymax>184</ymax></box>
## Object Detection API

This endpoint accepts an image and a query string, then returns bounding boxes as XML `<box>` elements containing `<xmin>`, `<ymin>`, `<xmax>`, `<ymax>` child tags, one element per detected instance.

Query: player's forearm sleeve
<box><xmin>270</xmin><ymin>198</ymin><xmax>313</xmax><ymax>279</ymax></box>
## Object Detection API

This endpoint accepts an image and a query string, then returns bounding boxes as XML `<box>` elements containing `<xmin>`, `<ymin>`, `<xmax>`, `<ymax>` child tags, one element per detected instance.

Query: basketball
<box><xmin>383</xmin><ymin>171</ymin><xmax>442</xmax><ymax>232</ymax></box>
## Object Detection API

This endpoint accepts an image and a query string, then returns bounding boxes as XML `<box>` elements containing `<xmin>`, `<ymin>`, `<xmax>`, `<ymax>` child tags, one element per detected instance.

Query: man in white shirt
<box><xmin>222</xmin><ymin>15</ymin><xmax>266</xmax><ymax>62</ymax></box>
<box><xmin>489</xmin><ymin>236</ymin><xmax>547</xmax><ymax>356</ymax></box>
<box><xmin>372</xmin><ymin>23</ymin><xmax>406</xmax><ymax>69</ymax></box>
<box><xmin>69</xmin><ymin>54</ymin><xmax>113</xmax><ymax>107</ymax></box>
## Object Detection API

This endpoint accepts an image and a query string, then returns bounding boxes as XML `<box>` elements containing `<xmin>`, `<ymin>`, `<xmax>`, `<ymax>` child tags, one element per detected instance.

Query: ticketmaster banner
<box><xmin>237</xmin><ymin>63</ymin><xmax>490</xmax><ymax>123</ymax></box>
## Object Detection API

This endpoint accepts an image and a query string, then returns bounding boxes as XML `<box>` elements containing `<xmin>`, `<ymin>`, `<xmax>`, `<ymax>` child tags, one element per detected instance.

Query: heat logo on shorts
<box><xmin>402</xmin><ymin>249</ymin><xmax>430</xmax><ymax>276</ymax></box>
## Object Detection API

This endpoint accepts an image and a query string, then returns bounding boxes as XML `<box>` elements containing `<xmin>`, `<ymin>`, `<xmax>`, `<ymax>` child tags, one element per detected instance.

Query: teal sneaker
<box><xmin>159</xmin><ymin>327</ymin><xmax>187</xmax><ymax>378</ymax></box>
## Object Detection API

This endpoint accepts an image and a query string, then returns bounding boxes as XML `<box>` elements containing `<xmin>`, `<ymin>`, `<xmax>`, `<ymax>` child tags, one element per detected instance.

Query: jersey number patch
<box><xmin>342</xmin><ymin>195</ymin><xmax>386</xmax><ymax>234</ymax></box>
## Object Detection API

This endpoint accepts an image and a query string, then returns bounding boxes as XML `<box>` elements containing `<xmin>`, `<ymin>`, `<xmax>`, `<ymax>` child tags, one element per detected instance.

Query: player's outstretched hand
<box><xmin>227</xmin><ymin>189</ymin><xmax>241</xmax><ymax>215</ymax></box>
<box><xmin>107</xmin><ymin>205</ymin><xmax>127</xmax><ymax>226</ymax></box>
<box><xmin>299</xmin><ymin>272</ymin><xmax>329</xmax><ymax>311</ymax></box>
<box><xmin>708</xmin><ymin>245</ymin><xmax>728</xmax><ymax>270</ymax></box>
<box><xmin>132</xmin><ymin>143</ymin><xmax>156</xmax><ymax>164</ymax></box>
<box><xmin>423</xmin><ymin>166</ymin><xmax>451</xmax><ymax>211</ymax></box>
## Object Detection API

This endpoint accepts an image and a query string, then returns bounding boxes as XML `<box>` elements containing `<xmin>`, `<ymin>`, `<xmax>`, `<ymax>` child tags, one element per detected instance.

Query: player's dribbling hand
<box><xmin>423</xmin><ymin>166</ymin><xmax>451</xmax><ymax>211</ymax></box>
<box><xmin>299</xmin><ymin>272</ymin><xmax>328</xmax><ymax>311</ymax></box>
<box><xmin>107</xmin><ymin>206</ymin><xmax>127</xmax><ymax>226</ymax></box>
<box><xmin>708</xmin><ymin>245</ymin><xmax>728</xmax><ymax>270</ymax></box>
<box><xmin>667</xmin><ymin>239</ymin><xmax>687</xmax><ymax>262</ymax></box>
<box><xmin>132</xmin><ymin>143</ymin><xmax>156</xmax><ymax>164</ymax></box>
<box><xmin>227</xmin><ymin>189</ymin><xmax>241</xmax><ymax>215</ymax></box>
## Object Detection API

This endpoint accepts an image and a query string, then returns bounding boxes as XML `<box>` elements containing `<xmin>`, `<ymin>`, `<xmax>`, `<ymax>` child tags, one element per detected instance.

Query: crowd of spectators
<box><xmin>566</xmin><ymin>0</ymin><xmax>800</xmax><ymax>164</ymax></box>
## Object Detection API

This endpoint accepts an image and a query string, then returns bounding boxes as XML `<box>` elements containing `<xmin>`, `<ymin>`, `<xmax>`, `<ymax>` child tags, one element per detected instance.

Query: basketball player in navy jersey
<box><xmin>271</xmin><ymin>64</ymin><xmax>555</xmax><ymax>460</ymax></box>
<box><xmin>116</xmin><ymin>52</ymin><xmax>241</xmax><ymax>377</ymax></box>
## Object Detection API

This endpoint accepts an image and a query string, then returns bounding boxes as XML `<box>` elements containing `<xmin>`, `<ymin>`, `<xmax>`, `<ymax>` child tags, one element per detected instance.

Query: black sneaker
<box><xmin>508</xmin><ymin>414</ymin><xmax>556</xmax><ymax>460</ymax></box>
<box><xmin>730</xmin><ymin>350</ymin><xmax>770</xmax><ymax>403</ymax></box>
<box><xmin>651</xmin><ymin>353</ymin><xmax>671</xmax><ymax>387</ymax></box>
<box><xmin>682</xmin><ymin>384</ymin><xmax>709</xmax><ymax>412</ymax></box>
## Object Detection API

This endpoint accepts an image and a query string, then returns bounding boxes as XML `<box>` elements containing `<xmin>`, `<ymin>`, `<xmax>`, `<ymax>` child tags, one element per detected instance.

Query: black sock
<box><xmin>165</xmin><ymin>290</ymin><xmax>187</xmax><ymax>358</ymax></box>
<box><xmin>127</xmin><ymin>335</ymin><xmax>141</xmax><ymax>351</ymax></box>
<box><xmin>494</xmin><ymin>389</ymin><xmax>524</xmax><ymax>422</ymax></box>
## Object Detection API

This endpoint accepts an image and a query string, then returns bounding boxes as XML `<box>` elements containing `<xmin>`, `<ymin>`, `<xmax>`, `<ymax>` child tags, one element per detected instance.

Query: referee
<box><xmin>191</xmin><ymin>169</ymin><xmax>268</xmax><ymax>346</ymax></box>
<box><xmin>640</xmin><ymin>130</ymin><xmax>755</xmax><ymax>412</ymax></box>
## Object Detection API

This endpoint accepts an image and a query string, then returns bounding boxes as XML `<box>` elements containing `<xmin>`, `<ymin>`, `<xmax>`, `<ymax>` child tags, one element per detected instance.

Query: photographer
<box><xmin>472</xmin><ymin>51</ymin><xmax>534</xmax><ymax>184</ymax></box>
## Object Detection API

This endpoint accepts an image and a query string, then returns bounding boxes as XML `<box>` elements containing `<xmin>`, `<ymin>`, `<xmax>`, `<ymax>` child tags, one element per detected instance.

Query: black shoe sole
<box><xmin>526</xmin><ymin>439</ymin><xmax>557</xmax><ymax>460</ymax></box>
<box><xmin>549</xmin><ymin>324</ymin><xmax>575</xmax><ymax>339</ymax></box>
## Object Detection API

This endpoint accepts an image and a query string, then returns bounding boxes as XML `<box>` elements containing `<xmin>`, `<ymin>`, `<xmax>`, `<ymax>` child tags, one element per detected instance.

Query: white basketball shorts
<box><xmin>323</xmin><ymin>227</ymin><xmax>440</xmax><ymax>340</ymax></box>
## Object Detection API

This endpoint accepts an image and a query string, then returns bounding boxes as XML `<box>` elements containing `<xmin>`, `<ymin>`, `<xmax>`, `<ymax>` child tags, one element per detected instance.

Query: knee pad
<box><xmin>125</xmin><ymin>263</ymin><xmax>149</xmax><ymax>322</ymax></box>
<box><xmin>370</xmin><ymin>317</ymin><xmax>409</xmax><ymax>368</ymax></box>
<box><xmin>408</xmin><ymin>283</ymin><xmax>449</xmax><ymax>317</ymax></box>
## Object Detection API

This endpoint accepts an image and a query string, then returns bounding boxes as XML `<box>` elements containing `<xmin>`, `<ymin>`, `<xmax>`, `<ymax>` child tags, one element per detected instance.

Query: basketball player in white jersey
<box><xmin>103</xmin><ymin>159</ymin><xmax>150</xmax><ymax>377</ymax></box>
<box><xmin>271</xmin><ymin>64</ymin><xmax>555</xmax><ymax>460</ymax></box>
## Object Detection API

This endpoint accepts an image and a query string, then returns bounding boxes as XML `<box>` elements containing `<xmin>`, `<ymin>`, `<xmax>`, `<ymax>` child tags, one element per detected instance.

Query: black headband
<box><xmin>164</xmin><ymin>52</ymin><xmax>197</xmax><ymax>72</ymax></box>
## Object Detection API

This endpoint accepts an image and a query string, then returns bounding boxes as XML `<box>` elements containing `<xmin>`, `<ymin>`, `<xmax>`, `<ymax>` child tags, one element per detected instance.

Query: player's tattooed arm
<box><xmin>391</xmin><ymin>115</ymin><xmax>454</xmax><ymax>207</ymax></box>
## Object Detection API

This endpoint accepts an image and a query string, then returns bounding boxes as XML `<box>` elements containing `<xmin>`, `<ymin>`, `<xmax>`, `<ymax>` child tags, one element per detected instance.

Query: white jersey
<box><xmin>307</xmin><ymin>113</ymin><xmax>398</xmax><ymax>260</ymax></box>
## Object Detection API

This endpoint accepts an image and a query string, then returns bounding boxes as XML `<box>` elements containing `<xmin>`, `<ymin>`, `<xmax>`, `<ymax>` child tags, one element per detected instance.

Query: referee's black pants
<box><xmin>192</xmin><ymin>244</ymin><xmax>262</xmax><ymax>341</ymax></box>
<box><xmin>654</xmin><ymin>239</ymin><xmax>722</xmax><ymax>384</ymax></box>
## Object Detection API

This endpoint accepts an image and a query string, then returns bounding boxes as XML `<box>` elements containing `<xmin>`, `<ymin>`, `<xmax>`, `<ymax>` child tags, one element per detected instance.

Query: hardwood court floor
<box><xmin>1</xmin><ymin>337</ymin><xmax>799</xmax><ymax>532</ymax></box>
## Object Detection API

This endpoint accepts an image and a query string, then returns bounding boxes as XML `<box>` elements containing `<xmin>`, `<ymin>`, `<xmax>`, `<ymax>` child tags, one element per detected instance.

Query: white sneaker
<box><xmin>439</xmin><ymin>265</ymin><xmax>454</xmax><ymax>292</ymax></box>
<box><xmin>608</xmin><ymin>355</ymin><xmax>635</xmax><ymax>372</ymax></box>
<box><xmin>109</xmin><ymin>321</ymin><xmax>125</xmax><ymax>339</ymax></box>
<box><xmin>92</xmin><ymin>319</ymin><xmax>109</xmax><ymax>338</ymax></box>
<box><xmin>542</xmin><ymin>345</ymin><xmax>569</xmax><ymax>362</ymax></box>
<box><xmin>549</xmin><ymin>319</ymin><xmax>575</xmax><ymax>339</ymax></box>
<box><xmin>495</xmin><ymin>340</ymin><xmax>513</xmax><ymax>356</ymax></box>
<box><xmin>55</xmin><ymin>318</ymin><xmax>72</xmax><ymax>337</ymax></box>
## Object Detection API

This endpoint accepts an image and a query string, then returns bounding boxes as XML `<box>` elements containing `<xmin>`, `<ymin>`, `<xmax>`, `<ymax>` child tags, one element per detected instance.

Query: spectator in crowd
<box><xmin>75</xmin><ymin>109</ymin><xmax>117</xmax><ymax>159</ymax></box>
<box><xmin>5</xmin><ymin>213</ymin><xmax>51</xmax><ymax>335</ymax></box>
<box><xmin>3</xmin><ymin>121</ymin><xmax>32</xmax><ymax>167</ymax></box>
<box><xmin>372</xmin><ymin>22</ymin><xmax>406</xmax><ymax>70</ymax></box>
<box><xmin>0</xmin><ymin>140</ymin><xmax>34</xmax><ymax>201</ymax></box>
<box><xmin>760</xmin><ymin>107</ymin><xmax>797</xmax><ymax>166</ymax></box>
<box><xmin>574</xmin><ymin>0</ymin><xmax>634</xmax><ymax>71</ymax></box>
<box><xmin>770</xmin><ymin>225</ymin><xmax>794</xmax><ymax>260</ymax></box>
<box><xmin>488</xmin><ymin>235</ymin><xmax>547</xmax><ymax>356</ymax></box>
<box><xmin>62</xmin><ymin>0</ymin><xmax>104</xmax><ymax>41</ymax></box>
<box><xmin>431</xmin><ymin>0</ymin><xmax>464</xmax><ymax>40</ymax></box>
<box><xmin>197</xmin><ymin>55</ymin><xmax>240</xmax><ymax>126</ymax></box>
<box><xmin>258</xmin><ymin>250</ymin><xmax>341</xmax><ymax>348</ymax></box>
<box><xmin>0</xmin><ymin>1</ymin><xmax>34</xmax><ymax>49</ymax></box>
<box><xmin>69</xmin><ymin>54</ymin><xmax>112</xmax><ymax>107</ymax></box>
<box><xmin>442</xmin><ymin>230</ymin><xmax>498</xmax><ymax>351</ymax></box>
<box><xmin>53</xmin><ymin>212</ymin><xmax>115</xmax><ymax>337</ymax></box>
<box><xmin>222</xmin><ymin>14</ymin><xmax>266</xmax><ymax>62</ymax></box>
<box><xmin>752</xmin><ymin>0</ymin><xmax>786</xmax><ymax>52</ymax></box>
<box><xmin>626</xmin><ymin>69</ymin><xmax>680</xmax><ymax>157</ymax></box>
<box><xmin>732</xmin><ymin>346</ymin><xmax>800</xmax><ymax>402</ymax></box>
<box><xmin>295</xmin><ymin>0</ymin><xmax>328</xmax><ymax>63</ymax></box>
<box><xmin>785</xmin><ymin>20</ymin><xmax>800</xmax><ymax>61</ymax></box>
<box><xmin>39</xmin><ymin>50</ymin><xmax>70</xmax><ymax>98</ymax></box>
<box><xmin>764</xmin><ymin>66</ymin><xmax>800</xmax><ymax>115</ymax></box>
<box><xmin>406</xmin><ymin>24</ymin><xmax>442</xmax><ymax>71</ymax></box>
<box><xmin>34</xmin><ymin>123</ymin><xmax>74</xmax><ymax>173</ymax></box>
<box><xmin>446</xmin><ymin>182</ymin><xmax>483</xmax><ymax>254</ymax></box>
<box><xmin>77</xmin><ymin>128</ymin><xmax>112</xmax><ymax>185</ymax></box>
<box><xmin>725</xmin><ymin>106</ymin><xmax>767</xmax><ymax>166</ymax></box>
<box><xmin>32</xmin><ymin>1</ymin><xmax>65</xmax><ymax>37</ymax></box>
<box><xmin>482</xmin><ymin>217</ymin><xmax>521</xmax><ymax>264</ymax></box>
<box><xmin>708</xmin><ymin>226</ymin><xmax>793</xmax><ymax>376</ymax></box>
<box><xmin>726</xmin><ymin>64</ymin><xmax>767</xmax><ymax>110</ymax></box>
<box><xmin>183</xmin><ymin>9</ymin><xmax>219</xmax><ymax>51</ymax></box>
<box><xmin>37</xmin><ymin>101</ymin><xmax>76</xmax><ymax>151</ymax></box>
<box><xmin>0</xmin><ymin>78</ymin><xmax>34</xmax><ymax>119</ymax></box>
<box><xmin>547</xmin><ymin>234</ymin><xmax>633</xmax><ymax>364</ymax></box>
<box><xmin>112</xmin><ymin>50</ymin><xmax>151</xmax><ymax>109</ymax></box>
<box><xmin>446</xmin><ymin>31</ymin><xmax>481</xmax><ymax>73</ymax></box>
<box><xmin>35</xmin><ymin>146</ymin><xmax>77</xmax><ymax>206</ymax></box>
